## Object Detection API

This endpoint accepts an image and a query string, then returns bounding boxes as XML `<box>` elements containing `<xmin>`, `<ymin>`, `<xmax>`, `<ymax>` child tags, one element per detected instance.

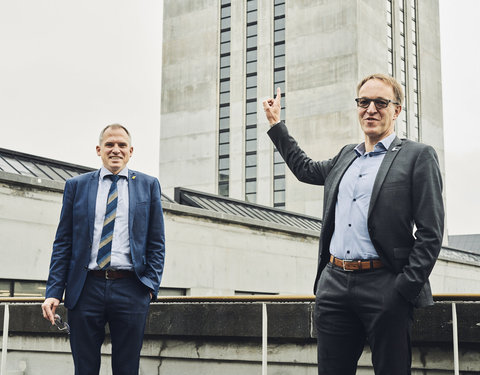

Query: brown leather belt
<box><xmin>89</xmin><ymin>270</ymin><xmax>134</xmax><ymax>280</ymax></box>
<box><xmin>330</xmin><ymin>255</ymin><xmax>384</xmax><ymax>272</ymax></box>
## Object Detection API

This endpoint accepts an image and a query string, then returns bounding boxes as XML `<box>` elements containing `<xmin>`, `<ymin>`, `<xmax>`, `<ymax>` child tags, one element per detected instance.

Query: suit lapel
<box><xmin>324</xmin><ymin>148</ymin><xmax>357</xmax><ymax>219</ymax></box>
<box><xmin>368</xmin><ymin>137</ymin><xmax>403</xmax><ymax>217</ymax></box>
<box><xmin>88</xmin><ymin>170</ymin><xmax>100</xmax><ymax>241</ymax></box>
<box><xmin>128</xmin><ymin>170</ymin><xmax>137</xmax><ymax>235</ymax></box>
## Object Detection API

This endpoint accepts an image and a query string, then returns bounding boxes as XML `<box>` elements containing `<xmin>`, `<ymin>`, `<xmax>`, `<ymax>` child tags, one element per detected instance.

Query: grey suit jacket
<box><xmin>268</xmin><ymin>122</ymin><xmax>444</xmax><ymax>307</ymax></box>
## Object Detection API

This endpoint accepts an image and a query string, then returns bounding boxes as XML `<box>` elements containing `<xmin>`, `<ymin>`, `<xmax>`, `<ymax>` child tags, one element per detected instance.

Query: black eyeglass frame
<box><xmin>54</xmin><ymin>314</ymin><xmax>71</xmax><ymax>334</ymax></box>
<box><xmin>355</xmin><ymin>97</ymin><xmax>400</xmax><ymax>109</ymax></box>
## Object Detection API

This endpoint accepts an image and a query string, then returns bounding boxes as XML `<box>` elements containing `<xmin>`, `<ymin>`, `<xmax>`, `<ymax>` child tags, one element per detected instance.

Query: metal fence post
<box><xmin>452</xmin><ymin>302</ymin><xmax>459</xmax><ymax>375</ymax></box>
<box><xmin>262</xmin><ymin>303</ymin><xmax>267</xmax><ymax>375</ymax></box>
<box><xmin>1</xmin><ymin>303</ymin><xmax>9</xmax><ymax>375</ymax></box>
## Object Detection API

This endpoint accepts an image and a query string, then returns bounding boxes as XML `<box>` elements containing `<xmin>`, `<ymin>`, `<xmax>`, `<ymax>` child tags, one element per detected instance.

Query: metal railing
<box><xmin>2</xmin><ymin>294</ymin><xmax>479</xmax><ymax>375</ymax></box>
<box><xmin>2</xmin><ymin>293</ymin><xmax>480</xmax><ymax>304</ymax></box>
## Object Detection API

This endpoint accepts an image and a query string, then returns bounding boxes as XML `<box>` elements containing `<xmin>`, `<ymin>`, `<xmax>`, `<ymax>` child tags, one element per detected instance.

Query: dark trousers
<box><xmin>314</xmin><ymin>263</ymin><xmax>413</xmax><ymax>375</ymax></box>
<box><xmin>68</xmin><ymin>273</ymin><xmax>151</xmax><ymax>375</ymax></box>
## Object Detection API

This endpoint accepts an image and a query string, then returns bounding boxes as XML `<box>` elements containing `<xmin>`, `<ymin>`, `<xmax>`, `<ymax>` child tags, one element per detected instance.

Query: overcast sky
<box><xmin>0</xmin><ymin>0</ymin><xmax>478</xmax><ymax>235</ymax></box>
<box><xmin>0</xmin><ymin>0</ymin><xmax>163</xmax><ymax>176</ymax></box>
<box><xmin>438</xmin><ymin>0</ymin><xmax>480</xmax><ymax>235</ymax></box>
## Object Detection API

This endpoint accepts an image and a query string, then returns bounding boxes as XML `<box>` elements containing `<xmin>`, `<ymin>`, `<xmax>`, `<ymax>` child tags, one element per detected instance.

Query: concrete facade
<box><xmin>0</xmin><ymin>175</ymin><xmax>63</xmax><ymax>284</ymax></box>
<box><xmin>161</xmin><ymin>204</ymin><xmax>318</xmax><ymax>296</ymax></box>
<box><xmin>160</xmin><ymin>0</ymin><xmax>445</xmax><ymax>217</ymax></box>
<box><xmin>0</xmin><ymin>171</ymin><xmax>321</xmax><ymax>296</ymax></box>
<box><xmin>1</xmin><ymin>170</ymin><xmax>479</xmax><ymax>298</ymax></box>
<box><xmin>160</xmin><ymin>0</ymin><xmax>219</xmax><ymax>196</ymax></box>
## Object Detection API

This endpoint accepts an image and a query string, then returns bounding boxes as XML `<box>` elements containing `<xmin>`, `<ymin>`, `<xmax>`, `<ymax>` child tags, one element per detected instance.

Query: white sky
<box><xmin>439</xmin><ymin>0</ymin><xmax>480</xmax><ymax>235</ymax></box>
<box><xmin>0</xmin><ymin>0</ymin><xmax>478</xmax><ymax>235</ymax></box>
<box><xmin>0</xmin><ymin>1</ymin><xmax>163</xmax><ymax>176</ymax></box>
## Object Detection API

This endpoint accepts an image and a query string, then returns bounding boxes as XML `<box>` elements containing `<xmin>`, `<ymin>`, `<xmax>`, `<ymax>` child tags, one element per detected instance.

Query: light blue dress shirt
<box><xmin>88</xmin><ymin>166</ymin><xmax>133</xmax><ymax>270</ymax></box>
<box><xmin>329</xmin><ymin>133</ymin><xmax>396</xmax><ymax>260</ymax></box>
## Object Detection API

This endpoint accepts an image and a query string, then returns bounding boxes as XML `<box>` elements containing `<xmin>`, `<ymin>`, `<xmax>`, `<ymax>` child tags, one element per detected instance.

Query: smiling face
<box><xmin>357</xmin><ymin>78</ymin><xmax>402</xmax><ymax>144</ymax></box>
<box><xmin>96</xmin><ymin>126</ymin><xmax>133</xmax><ymax>174</ymax></box>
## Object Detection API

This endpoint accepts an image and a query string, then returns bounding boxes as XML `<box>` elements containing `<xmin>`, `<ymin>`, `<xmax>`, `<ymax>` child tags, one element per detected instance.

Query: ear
<box><xmin>393</xmin><ymin>105</ymin><xmax>402</xmax><ymax>119</ymax></box>
<box><xmin>129</xmin><ymin>146</ymin><xmax>134</xmax><ymax>156</ymax></box>
<box><xmin>96</xmin><ymin>145</ymin><xmax>101</xmax><ymax>156</ymax></box>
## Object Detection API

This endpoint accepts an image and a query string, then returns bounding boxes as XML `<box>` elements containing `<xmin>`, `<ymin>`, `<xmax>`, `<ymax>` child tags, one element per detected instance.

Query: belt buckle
<box><xmin>342</xmin><ymin>260</ymin><xmax>354</xmax><ymax>272</ymax></box>
<box><xmin>105</xmin><ymin>269</ymin><xmax>113</xmax><ymax>280</ymax></box>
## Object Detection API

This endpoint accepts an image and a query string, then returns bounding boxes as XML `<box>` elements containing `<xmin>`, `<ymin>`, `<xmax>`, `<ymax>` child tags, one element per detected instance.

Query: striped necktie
<box><xmin>96</xmin><ymin>174</ymin><xmax>120</xmax><ymax>270</ymax></box>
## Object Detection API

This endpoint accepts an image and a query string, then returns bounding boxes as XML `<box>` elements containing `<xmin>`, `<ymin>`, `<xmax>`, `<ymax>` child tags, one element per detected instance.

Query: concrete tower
<box><xmin>160</xmin><ymin>0</ymin><xmax>444</xmax><ymax>216</ymax></box>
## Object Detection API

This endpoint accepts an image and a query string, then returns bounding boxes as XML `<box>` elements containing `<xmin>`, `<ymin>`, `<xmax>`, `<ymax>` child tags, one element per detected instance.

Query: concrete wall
<box><xmin>0</xmin><ymin>171</ymin><xmax>320</xmax><ymax>296</ymax></box>
<box><xmin>417</xmin><ymin>0</ymin><xmax>444</xmax><ymax>157</ymax></box>
<box><xmin>160</xmin><ymin>0</ymin><xmax>219</xmax><ymax>197</ymax></box>
<box><xmin>285</xmin><ymin>0</ymin><xmax>360</xmax><ymax>216</ymax></box>
<box><xmin>0</xmin><ymin>175</ymin><xmax>63</xmax><ymax>282</ymax></box>
<box><xmin>431</xmin><ymin>256</ymin><xmax>480</xmax><ymax>294</ymax></box>
<box><xmin>1</xmin><ymin>302</ymin><xmax>480</xmax><ymax>374</ymax></box>
<box><xmin>1</xmin><ymin>172</ymin><xmax>479</xmax><ymax>297</ymax></box>
<box><xmin>161</xmin><ymin>204</ymin><xmax>318</xmax><ymax>295</ymax></box>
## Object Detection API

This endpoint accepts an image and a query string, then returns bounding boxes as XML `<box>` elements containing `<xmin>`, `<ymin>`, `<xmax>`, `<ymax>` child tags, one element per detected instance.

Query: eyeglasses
<box><xmin>54</xmin><ymin>314</ymin><xmax>70</xmax><ymax>334</ymax></box>
<box><xmin>355</xmin><ymin>97</ymin><xmax>399</xmax><ymax>109</ymax></box>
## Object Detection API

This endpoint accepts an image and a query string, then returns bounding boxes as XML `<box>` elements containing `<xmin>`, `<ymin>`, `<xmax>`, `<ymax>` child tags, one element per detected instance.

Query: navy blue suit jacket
<box><xmin>45</xmin><ymin>169</ymin><xmax>165</xmax><ymax>309</ymax></box>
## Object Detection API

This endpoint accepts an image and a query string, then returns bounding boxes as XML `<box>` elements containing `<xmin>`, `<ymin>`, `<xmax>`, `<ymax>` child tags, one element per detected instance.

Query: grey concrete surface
<box><xmin>1</xmin><ymin>301</ymin><xmax>480</xmax><ymax>374</ymax></box>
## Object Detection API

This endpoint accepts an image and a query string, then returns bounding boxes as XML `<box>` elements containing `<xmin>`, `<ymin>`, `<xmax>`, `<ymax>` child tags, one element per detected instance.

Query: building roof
<box><xmin>0</xmin><ymin>148</ymin><xmax>176</xmax><ymax>202</ymax></box>
<box><xmin>448</xmin><ymin>234</ymin><xmax>480</xmax><ymax>254</ymax></box>
<box><xmin>440</xmin><ymin>246</ymin><xmax>480</xmax><ymax>265</ymax></box>
<box><xmin>0</xmin><ymin>148</ymin><xmax>94</xmax><ymax>182</ymax></box>
<box><xmin>174</xmin><ymin>187</ymin><xmax>322</xmax><ymax>232</ymax></box>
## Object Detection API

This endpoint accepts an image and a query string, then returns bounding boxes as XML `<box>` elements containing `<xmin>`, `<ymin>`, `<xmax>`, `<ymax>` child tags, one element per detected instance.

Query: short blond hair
<box><xmin>357</xmin><ymin>73</ymin><xmax>404</xmax><ymax>106</ymax></box>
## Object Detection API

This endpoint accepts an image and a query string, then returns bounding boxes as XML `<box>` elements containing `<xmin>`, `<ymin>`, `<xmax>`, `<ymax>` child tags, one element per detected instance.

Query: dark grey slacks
<box><xmin>314</xmin><ymin>263</ymin><xmax>413</xmax><ymax>375</ymax></box>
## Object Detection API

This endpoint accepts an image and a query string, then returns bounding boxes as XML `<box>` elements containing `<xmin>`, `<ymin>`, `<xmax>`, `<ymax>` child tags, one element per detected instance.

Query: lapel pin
<box><xmin>132</xmin><ymin>176</ymin><xmax>136</xmax><ymax>180</ymax></box>
<box><xmin>392</xmin><ymin>146</ymin><xmax>401</xmax><ymax>152</ymax></box>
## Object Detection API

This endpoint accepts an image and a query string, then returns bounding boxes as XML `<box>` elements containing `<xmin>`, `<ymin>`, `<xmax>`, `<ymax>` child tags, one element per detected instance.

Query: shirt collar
<box><xmin>100</xmin><ymin>166</ymin><xmax>129</xmax><ymax>180</ymax></box>
<box><xmin>354</xmin><ymin>133</ymin><xmax>397</xmax><ymax>156</ymax></box>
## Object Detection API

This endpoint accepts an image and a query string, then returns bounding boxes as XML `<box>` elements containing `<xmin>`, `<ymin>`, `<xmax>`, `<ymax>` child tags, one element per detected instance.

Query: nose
<box><xmin>366</xmin><ymin>100</ymin><xmax>377</xmax><ymax>114</ymax></box>
<box><xmin>112</xmin><ymin>144</ymin><xmax>120</xmax><ymax>154</ymax></box>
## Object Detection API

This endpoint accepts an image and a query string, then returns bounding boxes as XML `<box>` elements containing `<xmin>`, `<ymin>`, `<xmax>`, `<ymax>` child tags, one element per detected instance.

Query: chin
<box><xmin>108</xmin><ymin>165</ymin><xmax>121</xmax><ymax>172</ymax></box>
<box><xmin>362</xmin><ymin>127</ymin><xmax>377</xmax><ymax>135</ymax></box>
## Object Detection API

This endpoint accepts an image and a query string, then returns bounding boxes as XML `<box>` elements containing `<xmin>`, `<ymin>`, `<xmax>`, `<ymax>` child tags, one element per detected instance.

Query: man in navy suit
<box><xmin>42</xmin><ymin>124</ymin><xmax>165</xmax><ymax>374</ymax></box>
<box><xmin>263</xmin><ymin>74</ymin><xmax>444</xmax><ymax>374</ymax></box>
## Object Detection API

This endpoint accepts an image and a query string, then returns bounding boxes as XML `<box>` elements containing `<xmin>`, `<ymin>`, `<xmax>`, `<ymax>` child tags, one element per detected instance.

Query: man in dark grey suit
<box><xmin>262</xmin><ymin>74</ymin><xmax>444</xmax><ymax>374</ymax></box>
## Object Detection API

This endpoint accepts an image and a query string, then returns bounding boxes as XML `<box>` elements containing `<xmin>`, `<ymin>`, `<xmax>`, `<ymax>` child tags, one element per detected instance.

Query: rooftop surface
<box><xmin>174</xmin><ymin>187</ymin><xmax>322</xmax><ymax>232</ymax></box>
<box><xmin>0</xmin><ymin>147</ymin><xmax>93</xmax><ymax>182</ymax></box>
<box><xmin>448</xmin><ymin>234</ymin><xmax>480</xmax><ymax>254</ymax></box>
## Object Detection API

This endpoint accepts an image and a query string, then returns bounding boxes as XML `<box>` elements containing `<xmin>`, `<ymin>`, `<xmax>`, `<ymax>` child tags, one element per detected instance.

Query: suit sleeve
<box><xmin>267</xmin><ymin>121</ymin><xmax>340</xmax><ymax>185</ymax></box>
<box><xmin>395</xmin><ymin>145</ymin><xmax>445</xmax><ymax>302</ymax></box>
<box><xmin>45</xmin><ymin>180</ymin><xmax>75</xmax><ymax>301</ymax></box>
<box><xmin>144</xmin><ymin>178</ymin><xmax>166</xmax><ymax>300</ymax></box>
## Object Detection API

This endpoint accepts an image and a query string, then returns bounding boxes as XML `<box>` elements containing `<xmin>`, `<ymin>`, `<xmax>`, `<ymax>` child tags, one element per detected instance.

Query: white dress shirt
<box><xmin>88</xmin><ymin>166</ymin><xmax>133</xmax><ymax>270</ymax></box>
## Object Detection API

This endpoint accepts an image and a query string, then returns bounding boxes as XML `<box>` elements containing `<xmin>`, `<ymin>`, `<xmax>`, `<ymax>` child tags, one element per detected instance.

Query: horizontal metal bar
<box><xmin>2</xmin><ymin>294</ymin><xmax>480</xmax><ymax>304</ymax></box>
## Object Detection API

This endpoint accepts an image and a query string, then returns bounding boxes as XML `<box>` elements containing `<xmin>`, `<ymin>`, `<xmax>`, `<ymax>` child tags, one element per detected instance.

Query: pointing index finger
<box><xmin>276</xmin><ymin>87</ymin><xmax>281</xmax><ymax>102</ymax></box>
